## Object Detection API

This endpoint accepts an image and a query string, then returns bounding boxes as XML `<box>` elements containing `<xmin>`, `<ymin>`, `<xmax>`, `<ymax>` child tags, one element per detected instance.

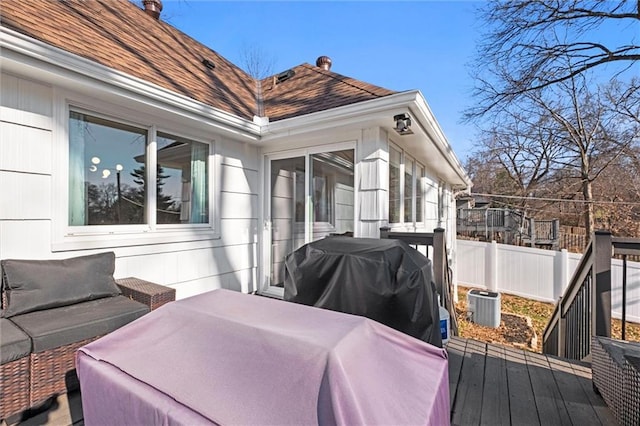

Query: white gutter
<box><xmin>261</xmin><ymin>91</ymin><xmax>419</xmax><ymax>138</ymax></box>
<box><xmin>0</xmin><ymin>27</ymin><xmax>261</xmax><ymax>141</ymax></box>
<box><xmin>411</xmin><ymin>92</ymin><xmax>472</xmax><ymax>188</ymax></box>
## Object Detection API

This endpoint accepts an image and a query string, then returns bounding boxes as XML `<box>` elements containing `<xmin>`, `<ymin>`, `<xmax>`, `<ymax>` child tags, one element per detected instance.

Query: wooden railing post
<box><xmin>380</xmin><ymin>226</ymin><xmax>390</xmax><ymax>240</ymax></box>
<box><xmin>557</xmin><ymin>296</ymin><xmax>566</xmax><ymax>358</ymax></box>
<box><xmin>433</xmin><ymin>228</ymin><xmax>446</xmax><ymax>299</ymax></box>
<box><xmin>592</xmin><ymin>230</ymin><xmax>612</xmax><ymax>338</ymax></box>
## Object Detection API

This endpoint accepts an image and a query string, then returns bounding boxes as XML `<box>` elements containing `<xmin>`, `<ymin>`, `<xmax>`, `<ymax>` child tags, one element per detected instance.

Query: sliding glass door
<box><xmin>267</xmin><ymin>148</ymin><xmax>354</xmax><ymax>288</ymax></box>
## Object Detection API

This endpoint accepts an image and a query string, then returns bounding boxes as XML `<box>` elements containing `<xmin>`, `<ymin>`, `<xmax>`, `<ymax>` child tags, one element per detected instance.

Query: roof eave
<box><xmin>0</xmin><ymin>27</ymin><xmax>261</xmax><ymax>141</ymax></box>
<box><xmin>410</xmin><ymin>92</ymin><xmax>472</xmax><ymax>189</ymax></box>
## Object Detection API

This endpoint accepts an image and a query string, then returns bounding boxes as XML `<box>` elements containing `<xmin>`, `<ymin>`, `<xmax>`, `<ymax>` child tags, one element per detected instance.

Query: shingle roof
<box><xmin>1</xmin><ymin>0</ymin><xmax>397</xmax><ymax>123</ymax></box>
<box><xmin>261</xmin><ymin>64</ymin><xmax>396</xmax><ymax>122</ymax></box>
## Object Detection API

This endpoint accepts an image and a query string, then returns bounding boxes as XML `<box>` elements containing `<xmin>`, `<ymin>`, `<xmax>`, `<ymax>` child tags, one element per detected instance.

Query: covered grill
<box><xmin>284</xmin><ymin>236</ymin><xmax>442</xmax><ymax>347</ymax></box>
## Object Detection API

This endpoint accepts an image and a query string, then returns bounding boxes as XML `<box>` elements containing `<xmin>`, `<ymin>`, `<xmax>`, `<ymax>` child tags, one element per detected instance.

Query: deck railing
<box><xmin>542</xmin><ymin>231</ymin><xmax>640</xmax><ymax>359</ymax></box>
<box><xmin>457</xmin><ymin>208</ymin><xmax>559</xmax><ymax>248</ymax></box>
<box><xmin>380</xmin><ymin>227</ymin><xmax>458</xmax><ymax>336</ymax></box>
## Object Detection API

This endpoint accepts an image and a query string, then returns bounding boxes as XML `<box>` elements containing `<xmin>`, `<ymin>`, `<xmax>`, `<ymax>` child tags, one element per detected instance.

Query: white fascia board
<box><xmin>0</xmin><ymin>28</ymin><xmax>260</xmax><ymax>141</ymax></box>
<box><xmin>260</xmin><ymin>91</ymin><xmax>420</xmax><ymax>140</ymax></box>
<box><xmin>410</xmin><ymin>92</ymin><xmax>472</xmax><ymax>189</ymax></box>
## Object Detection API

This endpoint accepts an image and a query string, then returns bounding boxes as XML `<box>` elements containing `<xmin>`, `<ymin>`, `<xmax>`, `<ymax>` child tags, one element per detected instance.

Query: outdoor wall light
<box><xmin>393</xmin><ymin>113</ymin><xmax>413</xmax><ymax>135</ymax></box>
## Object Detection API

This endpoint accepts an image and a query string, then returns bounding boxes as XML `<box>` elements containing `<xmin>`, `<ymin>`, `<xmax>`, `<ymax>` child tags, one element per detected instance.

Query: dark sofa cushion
<box><xmin>9</xmin><ymin>296</ymin><xmax>149</xmax><ymax>353</ymax></box>
<box><xmin>1</xmin><ymin>252</ymin><xmax>121</xmax><ymax>318</ymax></box>
<box><xmin>0</xmin><ymin>318</ymin><xmax>31</xmax><ymax>364</ymax></box>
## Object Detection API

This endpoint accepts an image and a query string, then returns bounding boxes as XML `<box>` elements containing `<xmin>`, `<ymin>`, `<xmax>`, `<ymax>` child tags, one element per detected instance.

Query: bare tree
<box><xmin>473</xmin><ymin>111</ymin><xmax>560</xmax><ymax>213</ymax></box>
<box><xmin>466</xmin><ymin>0</ymin><xmax>640</xmax><ymax>118</ymax></box>
<box><xmin>240</xmin><ymin>42</ymin><xmax>276</xmax><ymax>80</ymax></box>
<box><xmin>468</xmin><ymin>75</ymin><xmax>640</xmax><ymax>239</ymax></box>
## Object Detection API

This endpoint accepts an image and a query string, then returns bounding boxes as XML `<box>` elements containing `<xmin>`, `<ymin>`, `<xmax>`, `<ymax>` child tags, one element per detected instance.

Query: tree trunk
<box><xmin>582</xmin><ymin>177</ymin><xmax>595</xmax><ymax>244</ymax></box>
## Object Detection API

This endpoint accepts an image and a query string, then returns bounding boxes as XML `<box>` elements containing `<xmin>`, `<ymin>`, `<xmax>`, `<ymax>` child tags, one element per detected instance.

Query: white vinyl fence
<box><xmin>456</xmin><ymin>239</ymin><xmax>640</xmax><ymax>324</ymax></box>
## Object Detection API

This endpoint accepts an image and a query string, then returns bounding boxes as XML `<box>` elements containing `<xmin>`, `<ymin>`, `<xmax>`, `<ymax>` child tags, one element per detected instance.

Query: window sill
<box><xmin>52</xmin><ymin>228</ymin><xmax>221</xmax><ymax>252</ymax></box>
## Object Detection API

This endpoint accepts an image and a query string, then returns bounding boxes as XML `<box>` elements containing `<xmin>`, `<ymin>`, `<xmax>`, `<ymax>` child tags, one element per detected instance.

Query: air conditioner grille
<box><xmin>467</xmin><ymin>290</ymin><xmax>501</xmax><ymax>328</ymax></box>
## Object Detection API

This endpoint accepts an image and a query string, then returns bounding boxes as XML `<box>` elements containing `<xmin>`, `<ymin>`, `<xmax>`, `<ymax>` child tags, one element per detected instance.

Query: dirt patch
<box><xmin>455</xmin><ymin>304</ymin><xmax>537</xmax><ymax>350</ymax></box>
<box><xmin>454</xmin><ymin>286</ymin><xmax>640</xmax><ymax>352</ymax></box>
<box><xmin>454</xmin><ymin>287</ymin><xmax>547</xmax><ymax>352</ymax></box>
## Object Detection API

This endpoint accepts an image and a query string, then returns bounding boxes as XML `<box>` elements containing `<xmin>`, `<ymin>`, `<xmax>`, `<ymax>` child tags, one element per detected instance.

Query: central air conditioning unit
<box><xmin>467</xmin><ymin>289</ymin><xmax>501</xmax><ymax>328</ymax></box>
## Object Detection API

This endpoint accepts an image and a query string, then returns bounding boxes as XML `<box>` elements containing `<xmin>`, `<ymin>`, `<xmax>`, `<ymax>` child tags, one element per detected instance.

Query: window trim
<box><xmin>388</xmin><ymin>142</ymin><xmax>425</xmax><ymax>227</ymax></box>
<box><xmin>52</xmin><ymin>93</ymin><xmax>219</xmax><ymax>251</ymax></box>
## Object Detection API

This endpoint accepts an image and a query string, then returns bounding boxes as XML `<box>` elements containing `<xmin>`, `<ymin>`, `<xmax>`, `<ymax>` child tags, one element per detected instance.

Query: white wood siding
<box><xmin>335</xmin><ymin>182</ymin><xmax>354</xmax><ymax>233</ymax></box>
<box><xmin>0</xmin><ymin>72</ymin><xmax>259</xmax><ymax>298</ymax></box>
<box><xmin>356</xmin><ymin>127</ymin><xmax>388</xmax><ymax>236</ymax></box>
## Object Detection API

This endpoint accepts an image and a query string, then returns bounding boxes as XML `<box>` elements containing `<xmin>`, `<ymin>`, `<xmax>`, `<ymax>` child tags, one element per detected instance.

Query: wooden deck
<box><xmin>448</xmin><ymin>337</ymin><xmax>615</xmax><ymax>425</ymax></box>
<box><xmin>3</xmin><ymin>337</ymin><xmax>615</xmax><ymax>426</ymax></box>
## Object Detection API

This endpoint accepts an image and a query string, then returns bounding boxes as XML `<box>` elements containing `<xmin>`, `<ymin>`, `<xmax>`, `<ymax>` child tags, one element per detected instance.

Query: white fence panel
<box><xmin>456</xmin><ymin>240</ymin><xmax>486</xmax><ymax>288</ymax></box>
<box><xmin>496</xmin><ymin>244</ymin><xmax>558</xmax><ymax>301</ymax></box>
<box><xmin>611</xmin><ymin>258</ymin><xmax>640</xmax><ymax>324</ymax></box>
<box><xmin>457</xmin><ymin>239</ymin><xmax>640</xmax><ymax>323</ymax></box>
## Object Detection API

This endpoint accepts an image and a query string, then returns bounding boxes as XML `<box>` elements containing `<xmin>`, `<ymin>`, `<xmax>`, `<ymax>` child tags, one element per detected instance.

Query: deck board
<box><xmin>448</xmin><ymin>336</ymin><xmax>616</xmax><ymax>426</ymax></box>
<box><xmin>503</xmin><ymin>345</ymin><xmax>539</xmax><ymax>425</ymax></box>
<box><xmin>480</xmin><ymin>344</ymin><xmax>510</xmax><ymax>425</ymax></box>
<box><xmin>524</xmin><ymin>350</ymin><xmax>572</xmax><ymax>425</ymax></box>
<box><xmin>567</xmin><ymin>358</ymin><xmax>616</xmax><ymax>425</ymax></box>
<box><xmin>451</xmin><ymin>339</ymin><xmax>487</xmax><ymax>425</ymax></box>
<box><xmin>447</xmin><ymin>336</ymin><xmax>466</xmax><ymax>405</ymax></box>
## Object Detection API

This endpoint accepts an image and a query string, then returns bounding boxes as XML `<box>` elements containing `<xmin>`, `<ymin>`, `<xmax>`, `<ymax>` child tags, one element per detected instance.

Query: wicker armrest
<box><xmin>592</xmin><ymin>336</ymin><xmax>640</xmax><ymax>425</ymax></box>
<box><xmin>115</xmin><ymin>277</ymin><xmax>175</xmax><ymax>311</ymax></box>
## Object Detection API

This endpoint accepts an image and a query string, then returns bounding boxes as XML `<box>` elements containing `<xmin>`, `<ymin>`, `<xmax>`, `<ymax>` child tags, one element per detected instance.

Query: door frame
<box><xmin>259</xmin><ymin>141</ymin><xmax>357</xmax><ymax>297</ymax></box>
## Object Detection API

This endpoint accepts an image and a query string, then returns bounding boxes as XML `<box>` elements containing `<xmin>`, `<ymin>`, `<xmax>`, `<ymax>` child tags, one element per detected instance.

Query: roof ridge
<box><xmin>298</xmin><ymin>63</ymin><xmax>391</xmax><ymax>98</ymax></box>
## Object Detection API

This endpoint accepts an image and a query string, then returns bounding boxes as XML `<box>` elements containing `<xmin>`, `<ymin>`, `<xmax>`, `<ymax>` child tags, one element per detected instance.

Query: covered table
<box><xmin>285</xmin><ymin>236</ymin><xmax>442</xmax><ymax>346</ymax></box>
<box><xmin>76</xmin><ymin>289</ymin><xmax>449</xmax><ymax>425</ymax></box>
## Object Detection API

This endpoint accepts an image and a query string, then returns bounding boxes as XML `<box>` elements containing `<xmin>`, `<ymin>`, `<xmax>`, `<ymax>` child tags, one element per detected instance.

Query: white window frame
<box><xmin>415</xmin><ymin>162</ymin><xmax>425</xmax><ymax>225</ymax></box>
<box><xmin>261</xmin><ymin>141</ymin><xmax>356</xmax><ymax>297</ymax></box>
<box><xmin>388</xmin><ymin>142</ymin><xmax>425</xmax><ymax>228</ymax></box>
<box><xmin>52</xmin><ymin>91</ymin><xmax>219</xmax><ymax>251</ymax></box>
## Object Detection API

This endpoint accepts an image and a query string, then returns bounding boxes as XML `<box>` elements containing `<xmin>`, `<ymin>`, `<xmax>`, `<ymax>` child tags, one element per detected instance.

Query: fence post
<box><xmin>433</xmin><ymin>228</ymin><xmax>446</xmax><ymax>299</ymax></box>
<box><xmin>555</xmin><ymin>249</ymin><xmax>569</xmax><ymax>301</ymax></box>
<box><xmin>592</xmin><ymin>230</ymin><xmax>612</xmax><ymax>338</ymax></box>
<box><xmin>529</xmin><ymin>218</ymin><xmax>536</xmax><ymax>247</ymax></box>
<box><xmin>487</xmin><ymin>240</ymin><xmax>498</xmax><ymax>292</ymax></box>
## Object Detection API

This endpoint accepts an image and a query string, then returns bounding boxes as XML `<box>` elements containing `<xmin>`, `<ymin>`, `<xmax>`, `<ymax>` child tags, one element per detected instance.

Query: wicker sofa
<box><xmin>0</xmin><ymin>252</ymin><xmax>175</xmax><ymax>420</ymax></box>
<box><xmin>592</xmin><ymin>336</ymin><xmax>640</xmax><ymax>426</ymax></box>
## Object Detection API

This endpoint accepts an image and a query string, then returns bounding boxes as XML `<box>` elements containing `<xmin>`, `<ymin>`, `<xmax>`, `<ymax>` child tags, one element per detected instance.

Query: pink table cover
<box><xmin>76</xmin><ymin>289</ymin><xmax>450</xmax><ymax>425</ymax></box>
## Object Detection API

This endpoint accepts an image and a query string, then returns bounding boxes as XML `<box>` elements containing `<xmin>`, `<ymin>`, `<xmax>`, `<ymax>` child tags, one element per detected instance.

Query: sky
<box><xmin>158</xmin><ymin>0</ymin><xmax>483</xmax><ymax>162</ymax></box>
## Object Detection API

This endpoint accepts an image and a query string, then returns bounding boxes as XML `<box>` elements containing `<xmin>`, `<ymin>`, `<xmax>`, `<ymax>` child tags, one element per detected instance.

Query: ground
<box><xmin>454</xmin><ymin>285</ymin><xmax>640</xmax><ymax>353</ymax></box>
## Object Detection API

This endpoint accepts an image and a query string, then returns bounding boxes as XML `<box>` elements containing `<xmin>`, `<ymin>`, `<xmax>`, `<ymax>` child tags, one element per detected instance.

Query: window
<box><xmin>416</xmin><ymin>163</ymin><xmax>424</xmax><ymax>223</ymax></box>
<box><xmin>68</xmin><ymin>110</ymin><xmax>210</xmax><ymax>229</ymax></box>
<box><xmin>389</xmin><ymin>146</ymin><xmax>401</xmax><ymax>224</ymax></box>
<box><xmin>156</xmin><ymin>132</ymin><xmax>209</xmax><ymax>224</ymax></box>
<box><xmin>388</xmin><ymin>144</ymin><xmax>424</xmax><ymax>225</ymax></box>
<box><xmin>404</xmin><ymin>156</ymin><xmax>414</xmax><ymax>223</ymax></box>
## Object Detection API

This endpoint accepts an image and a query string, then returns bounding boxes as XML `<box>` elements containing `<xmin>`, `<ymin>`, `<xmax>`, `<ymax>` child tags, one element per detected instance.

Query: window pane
<box><xmin>404</xmin><ymin>156</ymin><xmax>414</xmax><ymax>223</ymax></box>
<box><xmin>311</xmin><ymin>150</ymin><xmax>354</xmax><ymax>240</ymax></box>
<box><xmin>389</xmin><ymin>147</ymin><xmax>401</xmax><ymax>223</ymax></box>
<box><xmin>416</xmin><ymin>164</ymin><xmax>424</xmax><ymax>222</ymax></box>
<box><xmin>270</xmin><ymin>156</ymin><xmax>306</xmax><ymax>286</ymax></box>
<box><xmin>69</xmin><ymin>111</ymin><xmax>146</xmax><ymax>225</ymax></box>
<box><xmin>157</xmin><ymin>133</ymin><xmax>209</xmax><ymax>224</ymax></box>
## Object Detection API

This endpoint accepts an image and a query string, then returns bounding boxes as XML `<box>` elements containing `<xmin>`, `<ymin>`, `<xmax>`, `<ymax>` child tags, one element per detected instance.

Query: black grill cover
<box><xmin>284</xmin><ymin>236</ymin><xmax>442</xmax><ymax>347</ymax></box>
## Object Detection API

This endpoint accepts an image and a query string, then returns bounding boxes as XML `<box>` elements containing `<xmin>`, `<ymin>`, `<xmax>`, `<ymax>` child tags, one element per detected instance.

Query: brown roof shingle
<box><xmin>261</xmin><ymin>63</ymin><xmax>397</xmax><ymax>122</ymax></box>
<box><xmin>1</xmin><ymin>0</ymin><xmax>257</xmax><ymax>120</ymax></box>
<box><xmin>1</xmin><ymin>0</ymin><xmax>397</xmax><ymax>123</ymax></box>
